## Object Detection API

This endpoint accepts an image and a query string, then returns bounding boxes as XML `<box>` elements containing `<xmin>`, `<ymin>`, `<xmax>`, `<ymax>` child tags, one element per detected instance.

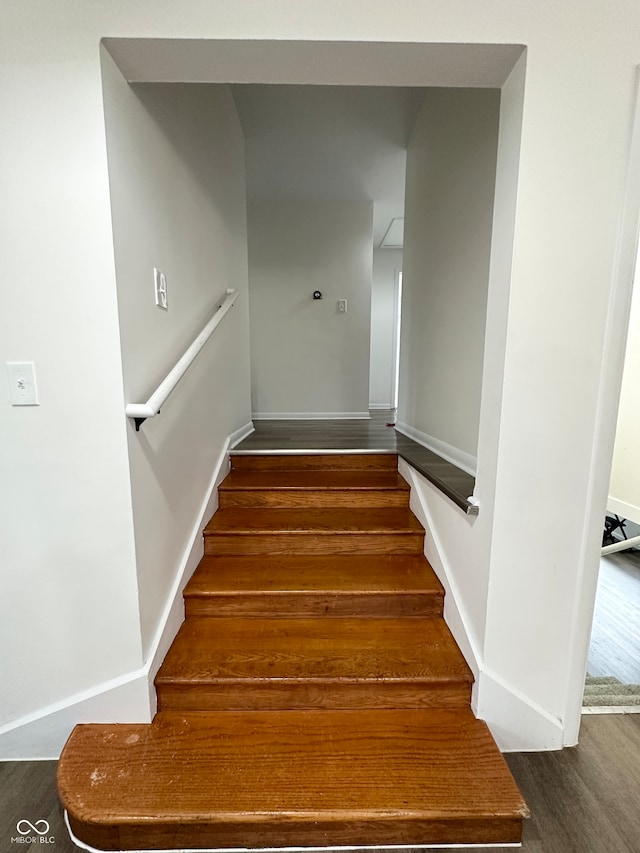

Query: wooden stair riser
<box><xmin>230</xmin><ymin>453</ymin><xmax>398</xmax><ymax>471</ymax></box>
<box><xmin>204</xmin><ymin>532</ymin><xmax>425</xmax><ymax>556</ymax></box>
<box><xmin>184</xmin><ymin>554</ymin><xmax>445</xmax><ymax>619</ymax></box>
<box><xmin>66</xmin><ymin>815</ymin><xmax>523</xmax><ymax>853</ymax></box>
<box><xmin>154</xmin><ymin>617</ymin><xmax>472</xmax><ymax>715</ymax></box>
<box><xmin>219</xmin><ymin>488</ymin><xmax>409</xmax><ymax>508</ymax></box>
<box><xmin>184</xmin><ymin>591</ymin><xmax>444</xmax><ymax>618</ymax></box>
<box><xmin>67</xmin><ymin>814</ymin><xmax>523</xmax><ymax>852</ymax></box>
<box><xmin>155</xmin><ymin>682</ymin><xmax>472</xmax><ymax>712</ymax></box>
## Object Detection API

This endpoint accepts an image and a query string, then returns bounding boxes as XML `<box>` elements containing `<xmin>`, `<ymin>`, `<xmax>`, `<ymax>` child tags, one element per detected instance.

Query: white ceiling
<box><xmin>231</xmin><ymin>84</ymin><xmax>426</xmax><ymax>247</ymax></box>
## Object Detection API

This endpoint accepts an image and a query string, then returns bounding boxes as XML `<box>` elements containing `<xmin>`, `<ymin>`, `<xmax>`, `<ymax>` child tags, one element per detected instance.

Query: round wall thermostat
<box><xmin>313</xmin><ymin>291</ymin><xmax>323</xmax><ymax>300</ymax></box>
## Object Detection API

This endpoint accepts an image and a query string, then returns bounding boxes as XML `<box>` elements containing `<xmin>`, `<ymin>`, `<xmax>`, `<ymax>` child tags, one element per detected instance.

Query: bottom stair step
<box><xmin>58</xmin><ymin>709</ymin><xmax>528</xmax><ymax>851</ymax></box>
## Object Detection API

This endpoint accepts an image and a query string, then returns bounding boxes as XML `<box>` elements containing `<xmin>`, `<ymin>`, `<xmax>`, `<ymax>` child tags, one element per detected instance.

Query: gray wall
<box><xmin>102</xmin><ymin>55</ymin><xmax>252</xmax><ymax>655</ymax></box>
<box><xmin>399</xmin><ymin>88</ymin><xmax>500</xmax><ymax>466</ymax></box>
<box><xmin>248</xmin><ymin>198</ymin><xmax>373</xmax><ymax>417</ymax></box>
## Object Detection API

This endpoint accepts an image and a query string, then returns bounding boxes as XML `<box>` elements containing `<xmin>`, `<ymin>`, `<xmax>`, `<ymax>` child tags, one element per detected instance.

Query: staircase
<box><xmin>58</xmin><ymin>452</ymin><xmax>528</xmax><ymax>850</ymax></box>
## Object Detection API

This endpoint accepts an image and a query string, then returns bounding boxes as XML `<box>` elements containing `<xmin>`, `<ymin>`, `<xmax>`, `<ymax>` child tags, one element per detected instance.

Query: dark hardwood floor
<box><xmin>3</xmin><ymin>714</ymin><xmax>640</xmax><ymax>852</ymax></box>
<box><xmin>236</xmin><ymin>411</ymin><xmax>476</xmax><ymax>512</ymax></box>
<box><xmin>587</xmin><ymin>549</ymin><xmax>640</xmax><ymax>686</ymax></box>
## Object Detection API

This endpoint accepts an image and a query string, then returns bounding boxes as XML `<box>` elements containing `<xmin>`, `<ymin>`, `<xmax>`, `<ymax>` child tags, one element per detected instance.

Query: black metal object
<box><xmin>603</xmin><ymin>513</ymin><xmax>627</xmax><ymax>547</ymax></box>
<box><xmin>133</xmin><ymin>409</ymin><xmax>160</xmax><ymax>432</ymax></box>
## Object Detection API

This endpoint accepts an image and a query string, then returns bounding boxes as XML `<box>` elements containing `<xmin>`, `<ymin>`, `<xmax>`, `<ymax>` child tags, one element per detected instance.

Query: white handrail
<box><xmin>126</xmin><ymin>288</ymin><xmax>238</xmax><ymax>430</ymax></box>
<box><xmin>601</xmin><ymin>534</ymin><xmax>640</xmax><ymax>556</ymax></box>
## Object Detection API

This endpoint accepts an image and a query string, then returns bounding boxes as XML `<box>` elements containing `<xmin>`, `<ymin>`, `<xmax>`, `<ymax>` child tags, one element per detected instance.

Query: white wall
<box><xmin>0</xmin><ymin>15</ymin><xmax>144</xmax><ymax>741</ymax></box>
<box><xmin>609</xmin><ymin>248</ymin><xmax>640</xmax><ymax>525</ymax></box>
<box><xmin>3</xmin><ymin>1</ymin><xmax>640</xmax><ymax>755</ymax></box>
<box><xmin>369</xmin><ymin>249</ymin><xmax>402</xmax><ymax>409</ymax></box>
<box><xmin>101</xmin><ymin>54</ymin><xmax>252</xmax><ymax>657</ymax></box>
<box><xmin>399</xmin><ymin>89</ymin><xmax>500</xmax><ymax>462</ymax></box>
<box><xmin>248</xmin><ymin>198</ymin><xmax>372</xmax><ymax>417</ymax></box>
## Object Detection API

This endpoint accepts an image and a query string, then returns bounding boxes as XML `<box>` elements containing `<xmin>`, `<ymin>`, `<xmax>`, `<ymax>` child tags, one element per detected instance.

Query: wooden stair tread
<box><xmin>58</xmin><ymin>449</ymin><xmax>527</xmax><ymax>848</ymax></box>
<box><xmin>155</xmin><ymin>617</ymin><xmax>471</xmax><ymax>684</ymax></box>
<box><xmin>205</xmin><ymin>507</ymin><xmax>424</xmax><ymax>535</ymax></box>
<box><xmin>185</xmin><ymin>554</ymin><xmax>443</xmax><ymax>595</ymax></box>
<box><xmin>230</xmin><ymin>452</ymin><xmax>398</xmax><ymax>470</ymax></box>
<box><xmin>220</xmin><ymin>469</ymin><xmax>410</xmax><ymax>490</ymax></box>
<box><xmin>59</xmin><ymin>709</ymin><xmax>527</xmax><ymax>849</ymax></box>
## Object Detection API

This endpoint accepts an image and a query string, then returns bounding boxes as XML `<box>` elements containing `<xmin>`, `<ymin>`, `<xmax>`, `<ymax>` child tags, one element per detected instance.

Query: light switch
<box><xmin>337</xmin><ymin>299</ymin><xmax>348</xmax><ymax>313</ymax></box>
<box><xmin>7</xmin><ymin>362</ymin><xmax>39</xmax><ymax>406</ymax></box>
<box><xmin>154</xmin><ymin>267</ymin><xmax>168</xmax><ymax>310</ymax></box>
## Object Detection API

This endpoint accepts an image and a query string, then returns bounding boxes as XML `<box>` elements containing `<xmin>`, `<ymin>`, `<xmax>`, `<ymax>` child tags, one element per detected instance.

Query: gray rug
<box><xmin>583</xmin><ymin>675</ymin><xmax>640</xmax><ymax>706</ymax></box>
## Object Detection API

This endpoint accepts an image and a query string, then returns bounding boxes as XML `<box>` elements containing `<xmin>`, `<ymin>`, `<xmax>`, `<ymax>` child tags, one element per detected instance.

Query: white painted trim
<box><xmin>368</xmin><ymin>403</ymin><xmax>393</xmax><ymax>410</ymax></box>
<box><xmin>64</xmin><ymin>812</ymin><xmax>521</xmax><ymax>853</ymax></box>
<box><xmin>232</xmin><ymin>449</ymin><xmax>396</xmax><ymax>456</ymax></box>
<box><xmin>399</xmin><ymin>457</ymin><xmax>564</xmax><ymax>752</ymax></box>
<box><xmin>395</xmin><ymin>421</ymin><xmax>477</xmax><ymax>477</ymax></box>
<box><xmin>399</xmin><ymin>460</ymin><xmax>481</xmax><ymax>683</ymax></box>
<box><xmin>0</xmin><ymin>422</ymin><xmax>253</xmax><ymax>760</ymax></box>
<box><xmin>562</xmin><ymin>66</ymin><xmax>640</xmax><ymax>748</ymax></box>
<box><xmin>0</xmin><ymin>669</ymin><xmax>151</xmax><ymax>760</ymax></box>
<box><xmin>229</xmin><ymin>420</ymin><xmax>255</xmax><ymax>448</ymax></box>
<box><xmin>145</xmin><ymin>423</ymin><xmax>252</xmax><ymax>705</ymax></box>
<box><xmin>252</xmin><ymin>412</ymin><xmax>371</xmax><ymax>420</ymax></box>
<box><xmin>144</xmin><ymin>419</ymin><xmax>254</xmax><ymax>703</ymax></box>
<box><xmin>475</xmin><ymin>669</ymin><xmax>564</xmax><ymax>752</ymax></box>
<box><xmin>390</xmin><ymin>267</ymin><xmax>402</xmax><ymax>411</ymax></box>
<box><xmin>607</xmin><ymin>496</ymin><xmax>640</xmax><ymax>526</ymax></box>
<box><xmin>582</xmin><ymin>705</ymin><xmax>640</xmax><ymax>715</ymax></box>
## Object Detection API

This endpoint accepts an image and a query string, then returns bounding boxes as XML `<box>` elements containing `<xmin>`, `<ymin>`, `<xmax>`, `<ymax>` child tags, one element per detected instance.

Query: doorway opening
<box><xmin>392</xmin><ymin>269</ymin><xmax>403</xmax><ymax>412</ymax></box>
<box><xmin>585</xmin><ymin>243</ymin><xmax>640</xmax><ymax>713</ymax></box>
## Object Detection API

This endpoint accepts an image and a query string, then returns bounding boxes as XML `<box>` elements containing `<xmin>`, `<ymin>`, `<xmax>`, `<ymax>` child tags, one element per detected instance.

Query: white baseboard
<box><xmin>395</xmin><ymin>421</ymin><xmax>477</xmax><ymax>477</ymax></box>
<box><xmin>0</xmin><ymin>670</ymin><xmax>151</xmax><ymax>760</ymax></box>
<box><xmin>252</xmin><ymin>412</ymin><xmax>371</xmax><ymax>420</ymax></box>
<box><xmin>399</xmin><ymin>457</ymin><xmax>564</xmax><ymax>753</ymax></box>
<box><xmin>399</xmin><ymin>459</ymin><xmax>481</xmax><ymax>685</ymax></box>
<box><xmin>146</xmin><ymin>423</ymin><xmax>253</xmax><ymax>707</ymax></box>
<box><xmin>475</xmin><ymin>669</ymin><xmax>564</xmax><ymax>751</ymax></box>
<box><xmin>582</xmin><ymin>705</ymin><xmax>640</xmax><ymax>714</ymax></box>
<box><xmin>607</xmin><ymin>496</ymin><xmax>640</xmax><ymax>527</ymax></box>
<box><xmin>0</xmin><ymin>421</ymin><xmax>254</xmax><ymax>761</ymax></box>
<box><xmin>229</xmin><ymin>420</ymin><xmax>255</xmax><ymax>448</ymax></box>
<box><xmin>368</xmin><ymin>402</ymin><xmax>393</xmax><ymax>410</ymax></box>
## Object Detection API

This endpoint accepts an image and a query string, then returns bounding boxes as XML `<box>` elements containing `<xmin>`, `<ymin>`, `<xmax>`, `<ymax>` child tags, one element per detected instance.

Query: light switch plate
<box><xmin>7</xmin><ymin>362</ymin><xmax>39</xmax><ymax>406</ymax></box>
<box><xmin>154</xmin><ymin>267</ymin><xmax>168</xmax><ymax>310</ymax></box>
<box><xmin>337</xmin><ymin>299</ymin><xmax>348</xmax><ymax>313</ymax></box>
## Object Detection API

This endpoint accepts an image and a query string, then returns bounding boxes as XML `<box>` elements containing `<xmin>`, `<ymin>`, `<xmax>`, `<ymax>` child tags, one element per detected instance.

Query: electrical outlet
<box><xmin>337</xmin><ymin>299</ymin><xmax>348</xmax><ymax>313</ymax></box>
<box><xmin>7</xmin><ymin>362</ymin><xmax>39</xmax><ymax>406</ymax></box>
<box><xmin>154</xmin><ymin>268</ymin><xmax>168</xmax><ymax>310</ymax></box>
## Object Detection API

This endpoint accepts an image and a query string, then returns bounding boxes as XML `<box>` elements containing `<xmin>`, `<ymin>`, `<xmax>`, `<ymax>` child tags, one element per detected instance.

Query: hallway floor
<box><xmin>587</xmin><ymin>548</ymin><xmax>640</xmax><ymax>687</ymax></box>
<box><xmin>236</xmin><ymin>411</ymin><xmax>476</xmax><ymax>512</ymax></box>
